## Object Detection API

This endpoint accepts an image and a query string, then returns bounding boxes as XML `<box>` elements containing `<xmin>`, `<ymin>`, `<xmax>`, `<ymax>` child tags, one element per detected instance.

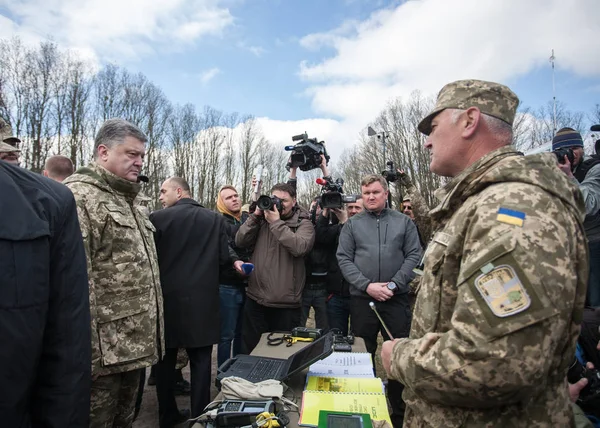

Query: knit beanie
<box><xmin>552</xmin><ymin>127</ymin><xmax>584</xmax><ymax>151</ymax></box>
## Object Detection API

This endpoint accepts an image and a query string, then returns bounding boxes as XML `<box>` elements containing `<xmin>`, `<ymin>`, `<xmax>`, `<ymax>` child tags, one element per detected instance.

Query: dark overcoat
<box><xmin>150</xmin><ymin>198</ymin><xmax>231</xmax><ymax>348</ymax></box>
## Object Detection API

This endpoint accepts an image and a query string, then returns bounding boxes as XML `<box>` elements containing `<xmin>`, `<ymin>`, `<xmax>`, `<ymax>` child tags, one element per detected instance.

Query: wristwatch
<box><xmin>386</xmin><ymin>282</ymin><xmax>398</xmax><ymax>293</ymax></box>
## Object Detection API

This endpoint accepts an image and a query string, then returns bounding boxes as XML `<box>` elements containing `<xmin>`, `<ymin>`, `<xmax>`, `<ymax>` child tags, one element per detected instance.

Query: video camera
<box><xmin>256</xmin><ymin>195</ymin><xmax>283</xmax><ymax>212</ymax></box>
<box><xmin>553</xmin><ymin>147</ymin><xmax>575</xmax><ymax>167</ymax></box>
<box><xmin>315</xmin><ymin>176</ymin><xmax>358</xmax><ymax>209</ymax></box>
<box><xmin>382</xmin><ymin>160</ymin><xmax>399</xmax><ymax>182</ymax></box>
<box><xmin>285</xmin><ymin>133</ymin><xmax>330</xmax><ymax>172</ymax></box>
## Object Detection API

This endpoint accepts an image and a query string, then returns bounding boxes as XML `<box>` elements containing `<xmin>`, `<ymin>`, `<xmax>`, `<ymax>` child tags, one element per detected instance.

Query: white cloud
<box><xmin>199</xmin><ymin>67</ymin><xmax>221</xmax><ymax>84</ymax></box>
<box><xmin>237</xmin><ymin>41</ymin><xmax>267</xmax><ymax>57</ymax></box>
<box><xmin>0</xmin><ymin>0</ymin><xmax>234</xmax><ymax>62</ymax></box>
<box><xmin>298</xmin><ymin>0</ymin><xmax>600</xmax><ymax>123</ymax></box>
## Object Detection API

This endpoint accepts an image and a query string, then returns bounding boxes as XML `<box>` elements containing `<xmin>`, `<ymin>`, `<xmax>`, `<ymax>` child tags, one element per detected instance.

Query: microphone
<box><xmin>369</xmin><ymin>301</ymin><xmax>394</xmax><ymax>340</ymax></box>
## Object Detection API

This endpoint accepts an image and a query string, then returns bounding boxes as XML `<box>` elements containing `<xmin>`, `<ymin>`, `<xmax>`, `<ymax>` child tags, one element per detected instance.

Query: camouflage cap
<box><xmin>418</xmin><ymin>79</ymin><xmax>519</xmax><ymax>135</ymax></box>
<box><xmin>0</xmin><ymin>142</ymin><xmax>20</xmax><ymax>153</ymax></box>
<box><xmin>0</xmin><ymin>118</ymin><xmax>21</xmax><ymax>146</ymax></box>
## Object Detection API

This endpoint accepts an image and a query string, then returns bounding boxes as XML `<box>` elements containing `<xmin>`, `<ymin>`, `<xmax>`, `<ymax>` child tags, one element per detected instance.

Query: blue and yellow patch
<box><xmin>496</xmin><ymin>207</ymin><xmax>525</xmax><ymax>227</ymax></box>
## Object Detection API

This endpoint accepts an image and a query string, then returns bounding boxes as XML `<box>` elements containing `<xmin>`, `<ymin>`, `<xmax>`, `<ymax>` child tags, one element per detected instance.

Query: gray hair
<box><xmin>450</xmin><ymin>109</ymin><xmax>513</xmax><ymax>143</ymax></box>
<box><xmin>94</xmin><ymin>118</ymin><xmax>148</xmax><ymax>159</ymax></box>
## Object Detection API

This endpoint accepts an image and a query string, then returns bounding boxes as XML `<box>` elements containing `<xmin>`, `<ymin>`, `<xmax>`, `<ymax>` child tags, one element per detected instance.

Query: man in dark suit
<box><xmin>150</xmin><ymin>176</ymin><xmax>239</xmax><ymax>427</ymax></box>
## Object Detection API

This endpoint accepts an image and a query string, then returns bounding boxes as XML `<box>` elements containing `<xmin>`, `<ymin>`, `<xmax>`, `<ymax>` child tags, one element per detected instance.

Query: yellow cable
<box><xmin>255</xmin><ymin>412</ymin><xmax>281</xmax><ymax>427</ymax></box>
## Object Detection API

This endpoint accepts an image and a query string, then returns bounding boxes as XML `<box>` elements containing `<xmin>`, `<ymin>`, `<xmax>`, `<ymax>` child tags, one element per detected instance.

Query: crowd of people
<box><xmin>1</xmin><ymin>78</ymin><xmax>599</xmax><ymax>428</ymax></box>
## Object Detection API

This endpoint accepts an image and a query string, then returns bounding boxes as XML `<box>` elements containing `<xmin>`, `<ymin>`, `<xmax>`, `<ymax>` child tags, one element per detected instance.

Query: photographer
<box><xmin>318</xmin><ymin>198</ymin><xmax>363</xmax><ymax>336</ymax></box>
<box><xmin>235</xmin><ymin>183</ymin><xmax>315</xmax><ymax>353</ymax></box>
<box><xmin>555</xmin><ymin>127</ymin><xmax>600</xmax><ymax>306</ymax></box>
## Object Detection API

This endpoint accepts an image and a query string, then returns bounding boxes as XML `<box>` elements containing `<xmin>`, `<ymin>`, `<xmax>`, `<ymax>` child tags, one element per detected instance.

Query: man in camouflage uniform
<box><xmin>381</xmin><ymin>80</ymin><xmax>588</xmax><ymax>427</ymax></box>
<box><xmin>0</xmin><ymin>118</ymin><xmax>22</xmax><ymax>166</ymax></box>
<box><xmin>64</xmin><ymin>118</ymin><xmax>164</xmax><ymax>428</ymax></box>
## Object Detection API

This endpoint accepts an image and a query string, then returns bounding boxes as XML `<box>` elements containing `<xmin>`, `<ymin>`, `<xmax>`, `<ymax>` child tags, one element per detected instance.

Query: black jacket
<box><xmin>0</xmin><ymin>162</ymin><xmax>91</xmax><ymax>427</ymax></box>
<box><xmin>314</xmin><ymin>213</ymin><xmax>350</xmax><ymax>296</ymax></box>
<box><xmin>220</xmin><ymin>212</ymin><xmax>252</xmax><ymax>286</ymax></box>
<box><xmin>150</xmin><ymin>198</ymin><xmax>232</xmax><ymax>348</ymax></box>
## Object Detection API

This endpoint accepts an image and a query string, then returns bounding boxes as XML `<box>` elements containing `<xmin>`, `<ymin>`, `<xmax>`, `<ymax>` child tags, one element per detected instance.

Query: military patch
<box><xmin>496</xmin><ymin>207</ymin><xmax>525</xmax><ymax>227</ymax></box>
<box><xmin>474</xmin><ymin>264</ymin><xmax>531</xmax><ymax>317</ymax></box>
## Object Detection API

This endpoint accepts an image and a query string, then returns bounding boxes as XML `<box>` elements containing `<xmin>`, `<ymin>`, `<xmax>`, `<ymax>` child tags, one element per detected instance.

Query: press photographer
<box><xmin>235</xmin><ymin>182</ymin><xmax>315</xmax><ymax>353</ymax></box>
<box><xmin>554</xmin><ymin>127</ymin><xmax>600</xmax><ymax>306</ymax></box>
<box><xmin>287</xmin><ymin>153</ymin><xmax>333</xmax><ymax>331</ymax></box>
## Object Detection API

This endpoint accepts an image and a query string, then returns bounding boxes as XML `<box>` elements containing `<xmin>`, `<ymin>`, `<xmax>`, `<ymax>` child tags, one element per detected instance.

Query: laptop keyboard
<box><xmin>248</xmin><ymin>359</ymin><xmax>282</xmax><ymax>381</ymax></box>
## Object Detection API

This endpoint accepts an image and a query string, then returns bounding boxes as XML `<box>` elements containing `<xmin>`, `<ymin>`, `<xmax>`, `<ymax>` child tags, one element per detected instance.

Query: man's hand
<box><xmin>288</xmin><ymin>156</ymin><xmax>298</xmax><ymax>179</ymax></box>
<box><xmin>319</xmin><ymin>154</ymin><xmax>330</xmax><ymax>177</ymax></box>
<box><xmin>264</xmin><ymin>205</ymin><xmax>281</xmax><ymax>224</ymax></box>
<box><xmin>381</xmin><ymin>339</ymin><xmax>401</xmax><ymax>377</ymax></box>
<box><xmin>332</xmin><ymin>207</ymin><xmax>348</xmax><ymax>224</ymax></box>
<box><xmin>233</xmin><ymin>260</ymin><xmax>245</xmax><ymax>275</ymax></box>
<box><xmin>397</xmin><ymin>169</ymin><xmax>412</xmax><ymax>187</ymax></box>
<box><xmin>254</xmin><ymin>206</ymin><xmax>264</xmax><ymax>216</ymax></box>
<box><xmin>321</xmin><ymin>208</ymin><xmax>329</xmax><ymax>218</ymax></box>
<box><xmin>557</xmin><ymin>156</ymin><xmax>574</xmax><ymax>178</ymax></box>
<box><xmin>251</xmin><ymin>177</ymin><xmax>263</xmax><ymax>202</ymax></box>
<box><xmin>568</xmin><ymin>362</ymin><xmax>594</xmax><ymax>402</ymax></box>
<box><xmin>366</xmin><ymin>282</ymin><xmax>393</xmax><ymax>301</ymax></box>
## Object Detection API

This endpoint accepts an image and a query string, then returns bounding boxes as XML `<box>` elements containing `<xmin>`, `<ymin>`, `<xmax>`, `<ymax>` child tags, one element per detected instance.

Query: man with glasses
<box><xmin>555</xmin><ymin>127</ymin><xmax>600</xmax><ymax>306</ymax></box>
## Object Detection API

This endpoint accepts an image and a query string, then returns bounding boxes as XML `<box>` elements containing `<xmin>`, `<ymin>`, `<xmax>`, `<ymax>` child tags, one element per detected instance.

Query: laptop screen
<box><xmin>286</xmin><ymin>332</ymin><xmax>334</xmax><ymax>375</ymax></box>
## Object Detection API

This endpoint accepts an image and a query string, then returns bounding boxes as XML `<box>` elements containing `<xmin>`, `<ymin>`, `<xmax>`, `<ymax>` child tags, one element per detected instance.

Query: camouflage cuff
<box><xmin>389</xmin><ymin>338</ymin><xmax>412</xmax><ymax>381</ymax></box>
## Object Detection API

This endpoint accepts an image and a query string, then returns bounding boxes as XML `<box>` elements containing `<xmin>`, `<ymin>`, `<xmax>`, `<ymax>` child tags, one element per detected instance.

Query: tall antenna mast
<box><xmin>550</xmin><ymin>49</ymin><xmax>557</xmax><ymax>135</ymax></box>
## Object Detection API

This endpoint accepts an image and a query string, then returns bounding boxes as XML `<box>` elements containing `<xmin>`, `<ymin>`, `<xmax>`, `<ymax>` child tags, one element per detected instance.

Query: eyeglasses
<box><xmin>403</xmin><ymin>206</ymin><xmax>412</xmax><ymax>211</ymax></box>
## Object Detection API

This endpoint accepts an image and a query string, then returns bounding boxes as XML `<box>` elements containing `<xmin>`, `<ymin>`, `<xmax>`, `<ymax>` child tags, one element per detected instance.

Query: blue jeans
<box><xmin>217</xmin><ymin>285</ymin><xmax>245</xmax><ymax>368</ymax></box>
<box><xmin>300</xmin><ymin>288</ymin><xmax>329</xmax><ymax>330</ymax></box>
<box><xmin>327</xmin><ymin>294</ymin><xmax>352</xmax><ymax>336</ymax></box>
<box><xmin>588</xmin><ymin>241</ymin><xmax>600</xmax><ymax>307</ymax></box>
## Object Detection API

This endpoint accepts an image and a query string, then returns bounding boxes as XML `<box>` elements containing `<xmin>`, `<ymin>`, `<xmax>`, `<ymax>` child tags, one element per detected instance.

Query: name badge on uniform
<box><xmin>474</xmin><ymin>264</ymin><xmax>531</xmax><ymax>317</ymax></box>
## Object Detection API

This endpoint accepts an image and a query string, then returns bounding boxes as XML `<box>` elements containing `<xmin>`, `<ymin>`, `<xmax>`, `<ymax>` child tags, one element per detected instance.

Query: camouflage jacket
<box><xmin>389</xmin><ymin>147</ymin><xmax>588</xmax><ymax>427</ymax></box>
<box><xmin>64</xmin><ymin>163</ymin><xmax>164</xmax><ymax>376</ymax></box>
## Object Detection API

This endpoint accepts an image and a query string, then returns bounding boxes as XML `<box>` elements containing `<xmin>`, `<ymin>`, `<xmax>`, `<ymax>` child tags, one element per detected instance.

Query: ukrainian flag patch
<box><xmin>496</xmin><ymin>207</ymin><xmax>525</xmax><ymax>227</ymax></box>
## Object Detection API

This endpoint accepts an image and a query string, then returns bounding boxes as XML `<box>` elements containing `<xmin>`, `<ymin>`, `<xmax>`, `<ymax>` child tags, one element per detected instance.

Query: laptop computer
<box><xmin>216</xmin><ymin>332</ymin><xmax>335</xmax><ymax>386</ymax></box>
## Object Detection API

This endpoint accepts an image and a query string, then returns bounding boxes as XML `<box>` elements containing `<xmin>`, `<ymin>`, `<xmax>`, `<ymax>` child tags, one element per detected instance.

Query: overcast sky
<box><xmin>1</xmin><ymin>0</ymin><xmax>598</xmax><ymax>159</ymax></box>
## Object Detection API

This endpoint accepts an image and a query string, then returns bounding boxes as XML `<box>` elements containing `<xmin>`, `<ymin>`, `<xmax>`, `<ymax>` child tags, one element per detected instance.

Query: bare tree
<box><xmin>237</xmin><ymin>116</ymin><xmax>261</xmax><ymax>203</ymax></box>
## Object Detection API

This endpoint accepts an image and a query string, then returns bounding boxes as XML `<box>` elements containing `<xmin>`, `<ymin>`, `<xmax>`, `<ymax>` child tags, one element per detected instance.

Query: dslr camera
<box><xmin>256</xmin><ymin>195</ymin><xmax>283</xmax><ymax>212</ymax></box>
<box><xmin>553</xmin><ymin>147</ymin><xmax>575</xmax><ymax>166</ymax></box>
<box><xmin>285</xmin><ymin>133</ymin><xmax>330</xmax><ymax>172</ymax></box>
<box><xmin>382</xmin><ymin>160</ymin><xmax>399</xmax><ymax>182</ymax></box>
<box><xmin>316</xmin><ymin>176</ymin><xmax>358</xmax><ymax>209</ymax></box>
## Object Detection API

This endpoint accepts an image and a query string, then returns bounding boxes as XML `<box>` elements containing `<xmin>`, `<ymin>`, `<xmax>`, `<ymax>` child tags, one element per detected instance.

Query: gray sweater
<box><xmin>336</xmin><ymin>208</ymin><xmax>422</xmax><ymax>297</ymax></box>
<box><xmin>574</xmin><ymin>162</ymin><xmax>600</xmax><ymax>243</ymax></box>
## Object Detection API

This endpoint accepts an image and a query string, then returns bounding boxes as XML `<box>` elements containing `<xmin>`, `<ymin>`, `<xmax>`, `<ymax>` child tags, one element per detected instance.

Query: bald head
<box><xmin>159</xmin><ymin>176</ymin><xmax>191</xmax><ymax>208</ymax></box>
<box><xmin>43</xmin><ymin>155</ymin><xmax>74</xmax><ymax>182</ymax></box>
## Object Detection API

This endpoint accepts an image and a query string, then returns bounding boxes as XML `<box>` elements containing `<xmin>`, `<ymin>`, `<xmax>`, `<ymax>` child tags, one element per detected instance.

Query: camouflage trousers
<box><xmin>90</xmin><ymin>370</ymin><xmax>141</xmax><ymax>428</ymax></box>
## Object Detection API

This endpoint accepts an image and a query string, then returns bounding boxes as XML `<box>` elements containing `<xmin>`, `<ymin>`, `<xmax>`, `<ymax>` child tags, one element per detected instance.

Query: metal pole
<box><xmin>550</xmin><ymin>49</ymin><xmax>557</xmax><ymax>135</ymax></box>
<box><xmin>382</xmin><ymin>132</ymin><xmax>386</xmax><ymax>167</ymax></box>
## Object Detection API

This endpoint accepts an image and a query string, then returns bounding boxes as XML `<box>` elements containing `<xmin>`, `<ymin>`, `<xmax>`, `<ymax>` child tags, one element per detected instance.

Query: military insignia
<box><xmin>496</xmin><ymin>207</ymin><xmax>525</xmax><ymax>227</ymax></box>
<box><xmin>474</xmin><ymin>265</ymin><xmax>531</xmax><ymax>317</ymax></box>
